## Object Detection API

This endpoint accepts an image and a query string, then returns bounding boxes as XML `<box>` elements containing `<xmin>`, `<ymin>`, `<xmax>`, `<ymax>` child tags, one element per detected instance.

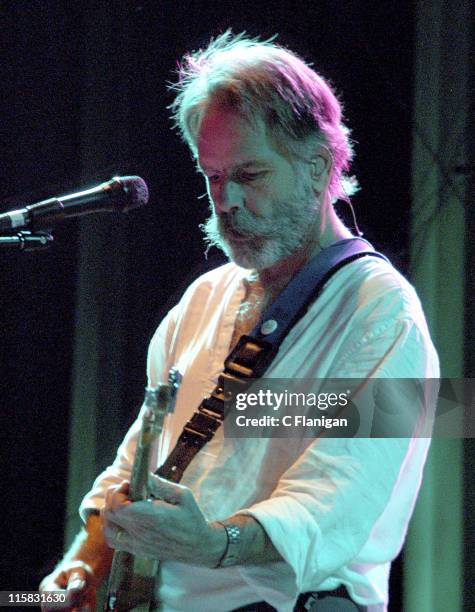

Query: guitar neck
<box><xmin>105</xmin><ymin>382</ymin><xmax>176</xmax><ymax>611</ymax></box>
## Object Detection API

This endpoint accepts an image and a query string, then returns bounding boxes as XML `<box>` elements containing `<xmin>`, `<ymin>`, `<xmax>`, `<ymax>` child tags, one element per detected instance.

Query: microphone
<box><xmin>0</xmin><ymin>176</ymin><xmax>149</xmax><ymax>233</ymax></box>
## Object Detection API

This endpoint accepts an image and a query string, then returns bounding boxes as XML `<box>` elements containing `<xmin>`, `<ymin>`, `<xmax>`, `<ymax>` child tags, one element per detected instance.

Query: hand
<box><xmin>39</xmin><ymin>560</ymin><xmax>96</xmax><ymax>611</ymax></box>
<box><xmin>102</xmin><ymin>476</ymin><xmax>227</xmax><ymax>567</ymax></box>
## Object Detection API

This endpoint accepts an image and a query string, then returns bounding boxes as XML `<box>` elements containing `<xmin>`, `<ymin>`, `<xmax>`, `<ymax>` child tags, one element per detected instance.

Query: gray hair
<box><xmin>170</xmin><ymin>30</ymin><xmax>358</xmax><ymax>202</ymax></box>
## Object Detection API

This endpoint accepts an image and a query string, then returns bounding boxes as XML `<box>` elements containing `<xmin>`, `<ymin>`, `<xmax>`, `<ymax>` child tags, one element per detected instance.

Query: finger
<box><xmin>103</xmin><ymin>500</ymin><xmax>138</xmax><ymax>532</ymax></box>
<box><xmin>40</xmin><ymin>577</ymin><xmax>64</xmax><ymax>593</ymax></box>
<box><xmin>104</xmin><ymin>481</ymin><xmax>131</xmax><ymax>512</ymax></box>
<box><xmin>102</xmin><ymin>518</ymin><xmax>121</xmax><ymax>546</ymax></box>
<box><xmin>148</xmin><ymin>474</ymin><xmax>190</xmax><ymax>505</ymax></box>
<box><xmin>105</xmin><ymin>525</ymin><xmax>135</xmax><ymax>554</ymax></box>
<box><xmin>40</xmin><ymin>574</ymin><xmax>71</xmax><ymax>611</ymax></box>
<box><xmin>105</xmin><ymin>480</ymin><xmax>130</xmax><ymax>505</ymax></box>
<box><xmin>66</xmin><ymin>569</ymin><xmax>86</xmax><ymax>596</ymax></box>
<box><xmin>40</xmin><ymin>588</ymin><xmax>69</xmax><ymax>612</ymax></box>
<box><xmin>40</xmin><ymin>566</ymin><xmax>73</xmax><ymax>592</ymax></box>
<box><xmin>67</xmin><ymin>569</ymin><xmax>86</xmax><ymax>591</ymax></box>
<box><xmin>102</xmin><ymin>513</ymin><xmax>135</xmax><ymax>552</ymax></box>
<box><xmin>40</xmin><ymin>563</ymin><xmax>95</xmax><ymax>612</ymax></box>
<box><xmin>117</xmin><ymin>480</ymin><xmax>130</xmax><ymax>494</ymax></box>
<box><xmin>65</xmin><ymin>569</ymin><xmax>89</xmax><ymax>608</ymax></box>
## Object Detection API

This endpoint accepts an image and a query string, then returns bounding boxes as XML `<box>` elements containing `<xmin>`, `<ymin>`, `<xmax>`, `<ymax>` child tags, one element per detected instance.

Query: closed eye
<box><xmin>207</xmin><ymin>174</ymin><xmax>221</xmax><ymax>184</ymax></box>
<box><xmin>237</xmin><ymin>171</ymin><xmax>267</xmax><ymax>183</ymax></box>
<box><xmin>199</xmin><ymin>169</ymin><xmax>268</xmax><ymax>185</ymax></box>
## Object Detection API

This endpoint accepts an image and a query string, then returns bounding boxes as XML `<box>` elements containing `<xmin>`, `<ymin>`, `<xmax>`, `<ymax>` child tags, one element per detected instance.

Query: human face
<box><xmin>196</xmin><ymin>106</ymin><xmax>320</xmax><ymax>270</ymax></box>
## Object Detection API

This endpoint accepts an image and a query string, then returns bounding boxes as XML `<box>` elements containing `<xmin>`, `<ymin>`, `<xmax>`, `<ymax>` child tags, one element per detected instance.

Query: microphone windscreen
<box><xmin>115</xmin><ymin>176</ymin><xmax>149</xmax><ymax>212</ymax></box>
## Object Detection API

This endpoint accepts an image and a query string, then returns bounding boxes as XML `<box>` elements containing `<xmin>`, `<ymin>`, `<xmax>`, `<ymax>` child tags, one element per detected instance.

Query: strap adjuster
<box><xmin>183</xmin><ymin>410</ymin><xmax>222</xmax><ymax>441</ymax></box>
<box><xmin>225</xmin><ymin>335</ymin><xmax>276</xmax><ymax>378</ymax></box>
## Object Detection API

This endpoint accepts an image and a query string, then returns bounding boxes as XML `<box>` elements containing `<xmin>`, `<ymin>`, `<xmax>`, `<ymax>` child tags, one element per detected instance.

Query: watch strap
<box><xmin>216</xmin><ymin>522</ymin><xmax>241</xmax><ymax>568</ymax></box>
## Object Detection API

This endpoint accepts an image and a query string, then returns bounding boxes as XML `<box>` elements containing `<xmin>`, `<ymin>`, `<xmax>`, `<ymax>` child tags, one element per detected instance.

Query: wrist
<box><xmin>206</xmin><ymin>521</ymin><xmax>229</xmax><ymax>568</ymax></box>
<box><xmin>215</xmin><ymin>522</ymin><xmax>242</xmax><ymax>568</ymax></box>
<box><xmin>215</xmin><ymin>514</ymin><xmax>284</xmax><ymax>566</ymax></box>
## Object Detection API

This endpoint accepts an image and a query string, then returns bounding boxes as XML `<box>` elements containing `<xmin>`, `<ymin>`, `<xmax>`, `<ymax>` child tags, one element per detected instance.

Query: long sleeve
<box><xmin>238</xmin><ymin>313</ymin><xmax>438</xmax><ymax>606</ymax></box>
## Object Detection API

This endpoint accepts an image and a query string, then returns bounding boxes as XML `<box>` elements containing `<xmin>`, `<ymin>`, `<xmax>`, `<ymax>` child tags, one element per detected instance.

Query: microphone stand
<box><xmin>0</xmin><ymin>230</ymin><xmax>54</xmax><ymax>251</ymax></box>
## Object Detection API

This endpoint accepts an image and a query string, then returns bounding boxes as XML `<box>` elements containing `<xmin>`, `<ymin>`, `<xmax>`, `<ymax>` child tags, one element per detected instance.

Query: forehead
<box><xmin>196</xmin><ymin>106</ymin><xmax>283</xmax><ymax>171</ymax></box>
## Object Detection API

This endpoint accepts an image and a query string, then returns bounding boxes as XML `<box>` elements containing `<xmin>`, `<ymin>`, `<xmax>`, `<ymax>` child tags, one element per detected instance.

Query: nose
<box><xmin>214</xmin><ymin>179</ymin><xmax>244</xmax><ymax>214</ymax></box>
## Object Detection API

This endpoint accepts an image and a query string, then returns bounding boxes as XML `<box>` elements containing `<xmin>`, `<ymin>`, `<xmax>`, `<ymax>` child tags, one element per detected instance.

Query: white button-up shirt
<box><xmin>80</xmin><ymin>256</ymin><xmax>439</xmax><ymax>612</ymax></box>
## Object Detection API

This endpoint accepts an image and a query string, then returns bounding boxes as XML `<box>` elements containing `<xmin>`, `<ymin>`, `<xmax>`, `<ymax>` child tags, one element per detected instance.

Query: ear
<box><xmin>309</xmin><ymin>147</ymin><xmax>332</xmax><ymax>196</ymax></box>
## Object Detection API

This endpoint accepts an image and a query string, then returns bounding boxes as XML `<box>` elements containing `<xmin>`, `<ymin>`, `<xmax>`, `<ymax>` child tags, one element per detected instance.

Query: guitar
<box><xmin>104</xmin><ymin>369</ymin><xmax>181</xmax><ymax>611</ymax></box>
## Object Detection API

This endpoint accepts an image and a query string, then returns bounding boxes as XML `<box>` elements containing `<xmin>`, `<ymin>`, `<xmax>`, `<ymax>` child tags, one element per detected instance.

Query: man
<box><xmin>40</xmin><ymin>32</ymin><xmax>439</xmax><ymax>611</ymax></box>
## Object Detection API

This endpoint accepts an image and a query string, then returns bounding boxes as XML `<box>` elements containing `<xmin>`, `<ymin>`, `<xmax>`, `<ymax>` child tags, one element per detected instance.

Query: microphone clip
<box><xmin>0</xmin><ymin>230</ymin><xmax>54</xmax><ymax>252</ymax></box>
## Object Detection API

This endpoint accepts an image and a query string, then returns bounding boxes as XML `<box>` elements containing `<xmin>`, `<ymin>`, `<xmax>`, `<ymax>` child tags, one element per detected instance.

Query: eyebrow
<box><xmin>198</xmin><ymin>159</ymin><xmax>269</xmax><ymax>174</ymax></box>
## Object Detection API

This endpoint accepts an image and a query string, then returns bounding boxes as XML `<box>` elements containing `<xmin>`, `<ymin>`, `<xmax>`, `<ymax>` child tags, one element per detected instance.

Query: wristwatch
<box><xmin>217</xmin><ymin>523</ymin><xmax>241</xmax><ymax>568</ymax></box>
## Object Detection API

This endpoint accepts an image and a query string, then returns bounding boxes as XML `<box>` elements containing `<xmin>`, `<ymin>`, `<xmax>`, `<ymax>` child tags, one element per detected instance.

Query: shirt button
<box><xmin>261</xmin><ymin>319</ymin><xmax>278</xmax><ymax>335</ymax></box>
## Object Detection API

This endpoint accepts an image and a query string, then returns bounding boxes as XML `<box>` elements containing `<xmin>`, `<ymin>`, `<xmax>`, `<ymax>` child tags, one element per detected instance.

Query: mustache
<box><xmin>218</xmin><ymin>210</ymin><xmax>274</xmax><ymax>238</ymax></box>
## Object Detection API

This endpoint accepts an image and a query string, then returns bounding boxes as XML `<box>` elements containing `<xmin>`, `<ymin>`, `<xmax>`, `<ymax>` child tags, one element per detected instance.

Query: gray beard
<box><xmin>200</xmin><ymin>183</ymin><xmax>319</xmax><ymax>270</ymax></box>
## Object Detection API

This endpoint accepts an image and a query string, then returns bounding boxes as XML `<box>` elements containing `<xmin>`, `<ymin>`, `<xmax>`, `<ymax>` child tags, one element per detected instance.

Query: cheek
<box><xmin>249</xmin><ymin>189</ymin><xmax>283</xmax><ymax>218</ymax></box>
<box><xmin>242</xmin><ymin>182</ymin><xmax>273</xmax><ymax>214</ymax></box>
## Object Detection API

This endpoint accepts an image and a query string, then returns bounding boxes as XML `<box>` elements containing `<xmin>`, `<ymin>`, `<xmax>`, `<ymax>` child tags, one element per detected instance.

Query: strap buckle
<box><xmin>183</xmin><ymin>410</ymin><xmax>222</xmax><ymax>441</ymax></box>
<box><xmin>225</xmin><ymin>335</ymin><xmax>276</xmax><ymax>378</ymax></box>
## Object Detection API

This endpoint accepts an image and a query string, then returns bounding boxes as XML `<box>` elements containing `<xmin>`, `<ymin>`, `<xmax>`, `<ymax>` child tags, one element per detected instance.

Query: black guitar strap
<box><xmin>156</xmin><ymin>238</ymin><xmax>388</xmax><ymax>482</ymax></box>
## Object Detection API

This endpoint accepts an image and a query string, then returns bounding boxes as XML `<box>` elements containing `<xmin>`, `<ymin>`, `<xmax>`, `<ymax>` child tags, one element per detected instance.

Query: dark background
<box><xmin>1</xmin><ymin>1</ymin><xmax>416</xmax><ymax>608</ymax></box>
